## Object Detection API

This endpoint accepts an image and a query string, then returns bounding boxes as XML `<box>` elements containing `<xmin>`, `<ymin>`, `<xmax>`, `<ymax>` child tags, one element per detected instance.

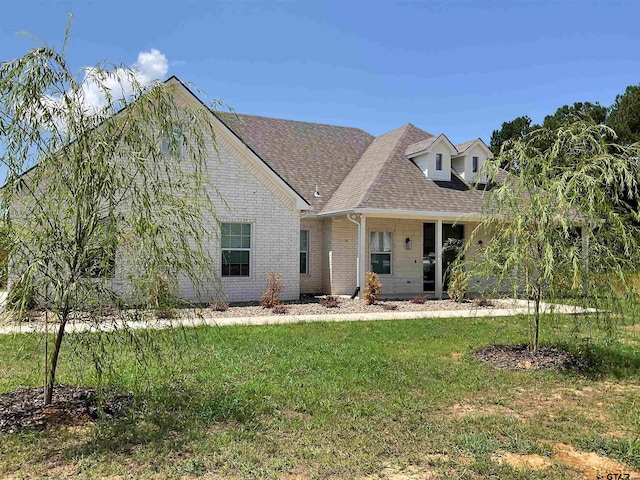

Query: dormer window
<box><xmin>435</xmin><ymin>153</ymin><xmax>443</xmax><ymax>171</ymax></box>
<box><xmin>472</xmin><ymin>156</ymin><xmax>478</xmax><ymax>173</ymax></box>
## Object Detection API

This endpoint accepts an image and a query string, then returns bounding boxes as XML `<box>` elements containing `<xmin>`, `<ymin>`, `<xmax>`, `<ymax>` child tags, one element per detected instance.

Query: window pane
<box><xmin>300</xmin><ymin>230</ymin><xmax>308</xmax><ymax>251</ymax></box>
<box><xmin>370</xmin><ymin>232</ymin><xmax>391</xmax><ymax>252</ymax></box>
<box><xmin>300</xmin><ymin>252</ymin><xmax>307</xmax><ymax>274</ymax></box>
<box><xmin>383</xmin><ymin>232</ymin><xmax>392</xmax><ymax>252</ymax></box>
<box><xmin>230</xmin><ymin>223</ymin><xmax>242</xmax><ymax>235</ymax></box>
<box><xmin>370</xmin><ymin>232</ymin><xmax>379</xmax><ymax>252</ymax></box>
<box><xmin>371</xmin><ymin>253</ymin><xmax>391</xmax><ymax>275</ymax></box>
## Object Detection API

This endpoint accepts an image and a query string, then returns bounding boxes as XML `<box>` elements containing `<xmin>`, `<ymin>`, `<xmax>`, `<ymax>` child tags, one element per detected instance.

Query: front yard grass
<box><xmin>0</xmin><ymin>313</ymin><xmax>638</xmax><ymax>479</ymax></box>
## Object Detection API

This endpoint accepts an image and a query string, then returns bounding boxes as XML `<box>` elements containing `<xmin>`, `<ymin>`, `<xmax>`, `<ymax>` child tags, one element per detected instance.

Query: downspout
<box><xmin>347</xmin><ymin>213</ymin><xmax>362</xmax><ymax>298</ymax></box>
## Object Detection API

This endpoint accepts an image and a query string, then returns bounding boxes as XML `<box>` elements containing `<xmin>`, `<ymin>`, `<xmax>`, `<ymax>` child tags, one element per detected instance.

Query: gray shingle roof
<box><xmin>454</xmin><ymin>139</ymin><xmax>478</xmax><ymax>154</ymax></box>
<box><xmin>215</xmin><ymin>112</ymin><xmax>374</xmax><ymax>211</ymax></box>
<box><xmin>404</xmin><ymin>135</ymin><xmax>437</xmax><ymax>157</ymax></box>
<box><xmin>215</xmin><ymin>111</ymin><xmax>496</xmax><ymax>216</ymax></box>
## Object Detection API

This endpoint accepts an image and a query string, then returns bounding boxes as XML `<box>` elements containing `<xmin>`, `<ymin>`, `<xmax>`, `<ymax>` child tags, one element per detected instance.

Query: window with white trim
<box><xmin>370</xmin><ymin>231</ymin><xmax>392</xmax><ymax>275</ymax></box>
<box><xmin>161</xmin><ymin>124</ymin><xmax>184</xmax><ymax>158</ymax></box>
<box><xmin>221</xmin><ymin>223</ymin><xmax>251</xmax><ymax>277</ymax></box>
<box><xmin>435</xmin><ymin>153</ymin><xmax>443</xmax><ymax>171</ymax></box>
<box><xmin>300</xmin><ymin>230</ymin><xmax>309</xmax><ymax>274</ymax></box>
<box><xmin>472</xmin><ymin>156</ymin><xmax>479</xmax><ymax>172</ymax></box>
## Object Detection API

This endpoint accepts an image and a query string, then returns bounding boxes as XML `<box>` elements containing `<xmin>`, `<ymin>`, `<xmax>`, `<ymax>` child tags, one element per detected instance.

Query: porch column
<box><xmin>581</xmin><ymin>225</ymin><xmax>589</xmax><ymax>297</ymax></box>
<box><xmin>435</xmin><ymin>219</ymin><xmax>443</xmax><ymax>298</ymax></box>
<box><xmin>358</xmin><ymin>215</ymin><xmax>366</xmax><ymax>297</ymax></box>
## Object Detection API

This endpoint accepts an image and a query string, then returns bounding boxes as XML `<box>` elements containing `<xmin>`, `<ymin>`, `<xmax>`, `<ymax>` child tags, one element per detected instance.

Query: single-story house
<box><xmin>161</xmin><ymin>77</ymin><xmax>499</xmax><ymax>303</ymax></box>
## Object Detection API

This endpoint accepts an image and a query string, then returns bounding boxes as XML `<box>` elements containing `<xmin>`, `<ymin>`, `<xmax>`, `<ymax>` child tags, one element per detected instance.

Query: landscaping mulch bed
<box><xmin>473</xmin><ymin>344</ymin><xmax>579</xmax><ymax>370</ymax></box>
<box><xmin>0</xmin><ymin>385</ymin><xmax>132</xmax><ymax>433</ymax></box>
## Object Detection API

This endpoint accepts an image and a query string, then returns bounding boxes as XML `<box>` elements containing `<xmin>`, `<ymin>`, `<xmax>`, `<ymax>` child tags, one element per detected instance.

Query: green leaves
<box><xmin>465</xmin><ymin>121</ymin><xmax>640</xmax><ymax>349</ymax></box>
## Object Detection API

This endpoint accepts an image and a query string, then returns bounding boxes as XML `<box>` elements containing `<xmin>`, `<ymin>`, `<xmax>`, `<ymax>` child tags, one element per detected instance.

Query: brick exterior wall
<box><xmin>324</xmin><ymin>216</ymin><xmax>358</xmax><ymax>295</ymax></box>
<box><xmin>364</xmin><ymin>217</ymin><xmax>424</xmax><ymax>295</ymax></box>
<box><xmin>300</xmin><ymin>218</ymin><xmax>324</xmax><ymax>295</ymax></box>
<box><xmin>177</xmin><ymin>137</ymin><xmax>301</xmax><ymax>303</ymax></box>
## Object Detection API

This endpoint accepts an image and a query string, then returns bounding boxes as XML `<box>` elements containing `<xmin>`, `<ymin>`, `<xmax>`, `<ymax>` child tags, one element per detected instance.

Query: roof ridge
<box><xmin>359</xmin><ymin>125</ymin><xmax>414</xmax><ymax>208</ymax></box>
<box><xmin>215</xmin><ymin>111</ymin><xmax>373</xmax><ymax>134</ymax></box>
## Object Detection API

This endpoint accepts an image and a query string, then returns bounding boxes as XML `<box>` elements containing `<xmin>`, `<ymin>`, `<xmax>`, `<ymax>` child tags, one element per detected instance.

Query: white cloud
<box><xmin>40</xmin><ymin>48</ymin><xmax>170</xmax><ymax>126</ymax></box>
<box><xmin>136</xmin><ymin>49</ymin><xmax>168</xmax><ymax>82</ymax></box>
<box><xmin>79</xmin><ymin>48</ymin><xmax>169</xmax><ymax>113</ymax></box>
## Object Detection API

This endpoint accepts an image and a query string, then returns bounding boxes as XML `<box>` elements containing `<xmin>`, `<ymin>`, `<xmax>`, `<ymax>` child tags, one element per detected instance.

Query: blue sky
<box><xmin>2</xmin><ymin>0</ymin><xmax>639</xmax><ymax>146</ymax></box>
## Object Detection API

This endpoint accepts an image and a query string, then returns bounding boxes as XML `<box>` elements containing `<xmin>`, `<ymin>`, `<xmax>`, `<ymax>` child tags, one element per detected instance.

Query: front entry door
<box><xmin>423</xmin><ymin>223</ymin><xmax>436</xmax><ymax>291</ymax></box>
<box><xmin>442</xmin><ymin>224</ymin><xmax>464</xmax><ymax>290</ymax></box>
<box><xmin>424</xmin><ymin>222</ymin><xmax>464</xmax><ymax>292</ymax></box>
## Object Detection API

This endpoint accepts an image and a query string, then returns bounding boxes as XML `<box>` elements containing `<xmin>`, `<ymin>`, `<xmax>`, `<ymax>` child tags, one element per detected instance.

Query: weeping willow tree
<box><xmin>461</xmin><ymin>121</ymin><xmax>640</xmax><ymax>351</ymax></box>
<box><xmin>0</xmin><ymin>30</ymin><xmax>225</xmax><ymax>404</ymax></box>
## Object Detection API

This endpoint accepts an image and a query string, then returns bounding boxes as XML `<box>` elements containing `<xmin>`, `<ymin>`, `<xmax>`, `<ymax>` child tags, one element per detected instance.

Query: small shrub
<box><xmin>209</xmin><ymin>301</ymin><xmax>229</xmax><ymax>312</ymax></box>
<box><xmin>364</xmin><ymin>271</ymin><xmax>382</xmax><ymax>305</ymax></box>
<box><xmin>150</xmin><ymin>274</ymin><xmax>171</xmax><ymax>308</ymax></box>
<box><xmin>272</xmin><ymin>304</ymin><xmax>289</xmax><ymax>315</ymax></box>
<box><xmin>410</xmin><ymin>295</ymin><xmax>427</xmax><ymax>304</ymax></box>
<box><xmin>473</xmin><ymin>297</ymin><xmax>494</xmax><ymax>308</ymax></box>
<box><xmin>320</xmin><ymin>296</ymin><xmax>339</xmax><ymax>308</ymax></box>
<box><xmin>382</xmin><ymin>303</ymin><xmax>397</xmax><ymax>311</ymax></box>
<box><xmin>261</xmin><ymin>270</ymin><xmax>285</xmax><ymax>309</ymax></box>
<box><xmin>156</xmin><ymin>307</ymin><xmax>178</xmax><ymax>319</ymax></box>
<box><xmin>447</xmin><ymin>264</ymin><xmax>468</xmax><ymax>302</ymax></box>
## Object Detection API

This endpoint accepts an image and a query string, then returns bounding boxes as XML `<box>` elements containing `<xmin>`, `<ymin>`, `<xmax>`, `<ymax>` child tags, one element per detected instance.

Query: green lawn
<box><xmin>0</xmin><ymin>313</ymin><xmax>639</xmax><ymax>479</ymax></box>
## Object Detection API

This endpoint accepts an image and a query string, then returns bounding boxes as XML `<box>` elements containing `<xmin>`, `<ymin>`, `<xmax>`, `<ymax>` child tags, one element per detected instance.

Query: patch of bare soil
<box><xmin>552</xmin><ymin>442</ymin><xmax>640</xmax><ymax>479</ymax></box>
<box><xmin>0</xmin><ymin>385</ymin><xmax>132</xmax><ymax>433</ymax></box>
<box><xmin>493</xmin><ymin>443</ymin><xmax>640</xmax><ymax>478</ymax></box>
<box><xmin>449</xmin><ymin>403</ymin><xmax>521</xmax><ymax>420</ymax></box>
<box><xmin>492</xmin><ymin>452</ymin><xmax>553</xmax><ymax>471</ymax></box>
<box><xmin>360</xmin><ymin>464</ymin><xmax>439</xmax><ymax>480</ymax></box>
<box><xmin>473</xmin><ymin>344</ymin><xmax>579</xmax><ymax>370</ymax></box>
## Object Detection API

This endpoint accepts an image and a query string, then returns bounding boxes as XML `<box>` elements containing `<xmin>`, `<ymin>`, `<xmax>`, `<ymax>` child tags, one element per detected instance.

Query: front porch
<box><xmin>315</xmin><ymin>212</ymin><xmax>491</xmax><ymax>299</ymax></box>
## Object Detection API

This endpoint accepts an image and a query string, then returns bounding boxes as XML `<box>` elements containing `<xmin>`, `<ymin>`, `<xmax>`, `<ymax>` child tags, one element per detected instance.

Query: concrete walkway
<box><xmin>0</xmin><ymin>299</ymin><xmax>598</xmax><ymax>336</ymax></box>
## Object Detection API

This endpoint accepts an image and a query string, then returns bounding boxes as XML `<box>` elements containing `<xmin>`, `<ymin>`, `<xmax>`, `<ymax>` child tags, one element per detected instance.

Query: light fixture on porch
<box><xmin>405</xmin><ymin>237</ymin><xmax>412</xmax><ymax>250</ymax></box>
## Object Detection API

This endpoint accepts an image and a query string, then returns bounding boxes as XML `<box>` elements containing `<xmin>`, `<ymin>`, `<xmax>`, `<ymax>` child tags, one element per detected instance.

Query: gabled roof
<box><xmin>404</xmin><ymin>133</ymin><xmax>458</xmax><ymax>158</ymax></box>
<box><xmin>210</xmin><ymin>100</ymin><xmax>496</xmax><ymax>216</ymax></box>
<box><xmin>404</xmin><ymin>136</ymin><xmax>437</xmax><ymax>157</ymax></box>
<box><xmin>322</xmin><ymin>124</ymin><xmax>432</xmax><ymax>213</ymax></box>
<box><xmin>214</xmin><ymin>112</ymin><xmax>373</xmax><ymax>211</ymax></box>
<box><xmin>454</xmin><ymin>138</ymin><xmax>492</xmax><ymax>156</ymax></box>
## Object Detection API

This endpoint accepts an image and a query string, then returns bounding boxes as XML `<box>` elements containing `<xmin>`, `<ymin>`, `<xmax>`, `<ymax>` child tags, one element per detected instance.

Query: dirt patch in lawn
<box><xmin>552</xmin><ymin>442</ymin><xmax>640</xmax><ymax>479</ymax></box>
<box><xmin>473</xmin><ymin>344</ymin><xmax>579</xmax><ymax>370</ymax></box>
<box><xmin>0</xmin><ymin>385</ymin><xmax>132</xmax><ymax>433</ymax></box>
<box><xmin>449</xmin><ymin>402</ymin><xmax>522</xmax><ymax>420</ymax></box>
<box><xmin>492</xmin><ymin>452</ymin><xmax>553</xmax><ymax>471</ymax></box>
<box><xmin>360</xmin><ymin>464</ymin><xmax>440</xmax><ymax>480</ymax></box>
<box><xmin>493</xmin><ymin>443</ymin><xmax>640</xmax><ymax>478</ymax></box>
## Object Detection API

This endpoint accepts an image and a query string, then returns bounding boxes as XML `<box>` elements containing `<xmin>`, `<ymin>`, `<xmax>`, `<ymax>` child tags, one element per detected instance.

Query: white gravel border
<box><xmin>0</xmin><ymin>299</ymin><xmax>598</xmax><ymax>335</ymax></box>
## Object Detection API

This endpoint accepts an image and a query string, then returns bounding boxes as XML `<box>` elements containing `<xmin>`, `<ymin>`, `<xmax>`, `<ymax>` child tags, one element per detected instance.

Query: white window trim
<box><xmin>370</xmin><ymin>231</ymin><xmax>393</xmax><ymax>276</ymax></box>
<box><xmin>300</xmin><ymin>229</ymin><xmax>310</xmax><ymax>276</ymax></box>
<box><xmin>472</xmin><ymin>156</ymin><xmax>479</xmax><ymax>173</ymax></box>
<box><xmin>435</xmin><ymin>153</ymin><xmax>443</xmax><ymax>171</ymax></box>
<box><xmin>221</xmin><ymin>221</ymin><xmax>253</xmax><ymax>279</ymax></box>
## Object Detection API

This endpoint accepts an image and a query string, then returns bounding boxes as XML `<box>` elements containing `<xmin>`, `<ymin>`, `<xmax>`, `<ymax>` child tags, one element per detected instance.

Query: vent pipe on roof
<box><xmin>314</xmin><ymin>185</ymin><xmax>322</xmax><ymax>197</ymax></box>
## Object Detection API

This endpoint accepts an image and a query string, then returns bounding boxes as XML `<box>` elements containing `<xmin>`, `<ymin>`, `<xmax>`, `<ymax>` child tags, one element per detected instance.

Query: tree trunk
<box><xmin>44</xmin><ymin>315</ymin><xmax>68</xmax><ymax>405</ymax></box>
<box><xmin>533</xmin><ymin>284</ymin><xmax>541</xmax><ymax>352</ymax></box>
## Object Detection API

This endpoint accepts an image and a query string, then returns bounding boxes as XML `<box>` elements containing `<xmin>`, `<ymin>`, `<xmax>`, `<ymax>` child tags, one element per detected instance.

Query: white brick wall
<box><xmin>300</xmin><ymin>218</ymin><xmax>324</xmax><ymax>295</ymax></box>
<box><xmin>177</xmin><ymin>135</ymin><xmax>301</xmax><ymax>303</ymax></box>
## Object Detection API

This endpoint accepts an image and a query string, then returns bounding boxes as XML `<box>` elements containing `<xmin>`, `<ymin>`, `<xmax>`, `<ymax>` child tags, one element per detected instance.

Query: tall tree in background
<box><xmin>607</xmin><ymin>84</ymin><xmax>640</xmax><ymax>145</ymax></box>
<box><xmin>489</xmin><ymin>115</ymin><xmax>532</xmax><ymax>156</ymax></box>
<box><xmin>0</xmin><ymin>26</ymin><xmax>223</xmax><ymax>405</ymax></box>
<box><xmin>542</xmin><ymin>102</ymin><xmax>607</xmax><ymax>130</ymax></box>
